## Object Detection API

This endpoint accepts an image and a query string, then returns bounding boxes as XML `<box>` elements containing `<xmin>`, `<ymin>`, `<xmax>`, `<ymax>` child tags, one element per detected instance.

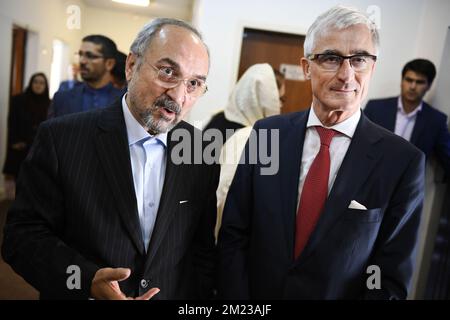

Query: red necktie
<box><xmin>294</xmin><ymin>126</ymin><xmax>337</xmax><ymax>259</ymax></box>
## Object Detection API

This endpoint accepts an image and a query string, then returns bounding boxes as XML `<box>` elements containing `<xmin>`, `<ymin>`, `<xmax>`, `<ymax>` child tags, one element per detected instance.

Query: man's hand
<box><xmin>90</xmin><ymin>267</ymin><xmax>160</xmax><ymax>300</ymax></box>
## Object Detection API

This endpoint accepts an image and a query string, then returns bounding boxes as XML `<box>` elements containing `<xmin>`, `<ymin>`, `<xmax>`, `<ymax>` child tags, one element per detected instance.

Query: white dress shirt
<box><xmin>394</xmin><ymin>96</ymin><xmax>422</xmax><ymax>141</ymax></box>
<box><xmin>297</xmin><ymin>107</ymin><xmax>361</xmax><ymax>209</ymax></box>
<box><xmin>122</xmin><ymin>95</ymin><xmax>168</xmax><ymax>251</ymax></box>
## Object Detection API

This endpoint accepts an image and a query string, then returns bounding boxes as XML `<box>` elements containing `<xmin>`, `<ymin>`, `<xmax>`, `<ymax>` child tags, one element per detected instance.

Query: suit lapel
<box><xmin>280</xmin><ymin>112</ymin><xmax>308</xmax><ymax>256</ymax></box>
<box><xmin>296</xmin><ymin>113</ymin><xmax>383</xmax><ymax>263</ymax></box>
<box><xmin>409</xmin><ymin>103</ymin><xmax>428</xmax><ymax>146</ymax></box>
<box><xmin>95</xmin><ymin>102</ymin><xmax>145</xmax><ymax>255</ymax></box>
<box><xmin>384</xmin><ymin>99</ymin><xmax>398</xmax><ymax>132</ymax></box>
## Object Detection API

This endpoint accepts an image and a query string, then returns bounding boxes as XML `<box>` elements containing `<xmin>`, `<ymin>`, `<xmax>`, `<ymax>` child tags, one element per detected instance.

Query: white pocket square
<box><xmin>348</xmin><ymin>200</ymin><xmax>367</xmax><ymax>210</ymax></box>
<box><xmin>179</xmin><ymin>200</ymin><xmax>189</xmax><ymax>204</ymax></box>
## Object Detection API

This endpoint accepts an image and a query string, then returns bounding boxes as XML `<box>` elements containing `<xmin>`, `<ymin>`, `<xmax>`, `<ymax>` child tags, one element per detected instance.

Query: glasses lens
<box><xmin>317</xmin><ymin>54</ymin><xmax>342</xmax><ymax>71</ymax></box>
<box><xmin>350</xmin><ymin>56</ymin><xmax>370</xmax><ymax>71</ymax></box>
<box><xmin>186</xmin><ymin>79</ymin><xmax>206</xmax><ymax>97</ymax></box>
<box><xmin>77</xmin><ymin>51</ymin><xmax>102</xmax><ymax>60</ymax></box>
<box><xmin>157</xmin><ymin>67</ymin><xmax>177</xmax><ymax>83</ymax></box>
<box><xmin>156</xmin><ymin>67</ymin><xmax>206</xmax><ymax>97</ymax></box>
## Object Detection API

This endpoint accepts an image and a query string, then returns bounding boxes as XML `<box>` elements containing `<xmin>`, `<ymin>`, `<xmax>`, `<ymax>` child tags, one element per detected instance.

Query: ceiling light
<box><xmin>112</xmin><ymin>0</ymin><xmax>150</xmax><ymax>7</ymax></box>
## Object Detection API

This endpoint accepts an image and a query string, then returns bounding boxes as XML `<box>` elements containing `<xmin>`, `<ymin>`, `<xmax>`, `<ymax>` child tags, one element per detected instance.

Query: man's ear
<box><xmin>301</xmin><ymin>57</ymin><xmax>311</xmax><ymax>80</ymax></box>
<box><xmin>105</xmin><ymin>58</ymin><xmax>116</xmax><ymax>72</ymax></box>
<box><xmin>125</xmin><ymin>53</ymin><xmax>136</xmax><ymax>82</ymax></box>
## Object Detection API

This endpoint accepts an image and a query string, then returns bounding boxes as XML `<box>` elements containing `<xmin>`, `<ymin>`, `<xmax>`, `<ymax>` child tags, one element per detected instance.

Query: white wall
<box><xmin>415</xmin><ymin>0</ymin><xmax>450</xmax><ymax>102</ymax></box>
<box><xmin>190</xmin><ymin>0</ymin><xmax>449</xmax><ymax>125</ymax></box>
<box><xmin>82</xmin><ymin>7</ymin><xmax>154</xmax><ymax>54</ymax></box>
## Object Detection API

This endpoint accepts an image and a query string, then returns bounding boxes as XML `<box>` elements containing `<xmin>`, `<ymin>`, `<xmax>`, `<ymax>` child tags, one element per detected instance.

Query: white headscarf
<box><xmin>224</xmin><ymin>63</ymin><xmax>281</xmax><ymax>127</ymax></box>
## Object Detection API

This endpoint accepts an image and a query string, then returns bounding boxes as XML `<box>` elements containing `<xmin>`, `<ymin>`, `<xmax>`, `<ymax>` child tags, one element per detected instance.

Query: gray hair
<box><xmin>130</xmin><ymin>18</ymin><xmax>209</xmax><ymax>63</ymax></box>
<box><xmin>303</xmin><ymin>5</ymin><xmax>380</xmax><ymax>57</ymax></box>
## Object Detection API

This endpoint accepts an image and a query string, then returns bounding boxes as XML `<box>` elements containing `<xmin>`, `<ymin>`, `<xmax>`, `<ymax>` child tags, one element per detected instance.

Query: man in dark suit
<box><xmin>2</xmin><ymin>18</ymin><xmax>219</xmax><ymax>300</ymax></box>
<box><xmin>217</xmin><ymin>6</ymin><xmax>425</xmax><ymax>300</ymax></box>
<box><xmin>48</xmin><ymin>35</ymin><xmax>124</xmax><ymax>118</ymax></box>
<box><xmin>364</xmin><ymin>59</ymin><xmax>450</xmax><ymax>175</ymax></box>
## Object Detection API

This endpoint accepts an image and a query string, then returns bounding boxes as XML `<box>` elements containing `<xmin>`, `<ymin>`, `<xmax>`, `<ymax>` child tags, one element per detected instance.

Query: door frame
<box><xmin>230</xmin><ymin>20</ymin><xmax>308</xmax><ymax>89</ymax></box>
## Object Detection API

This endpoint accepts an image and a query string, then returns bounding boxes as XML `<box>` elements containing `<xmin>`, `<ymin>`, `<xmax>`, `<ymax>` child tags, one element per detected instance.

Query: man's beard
<box><xmin>141</xmin><ymin>95</ymin><xmax>181</xmax><ymax>135</ymax></box>
<box><xmin>80</xmin><ymin>65</ymin><xmax>102</xmax><ymax>83</ymax></box>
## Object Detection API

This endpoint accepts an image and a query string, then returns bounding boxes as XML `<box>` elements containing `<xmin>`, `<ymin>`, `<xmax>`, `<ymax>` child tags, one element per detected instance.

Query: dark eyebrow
<box><xmin>156</xmin><ymin>57</ymin><xmax>207</xmax><ymax>81</ymax></box>
<box><xmin>404</xmin><ymin>76</ymin><xmax>427</xmax><ymax>83</ymax></box>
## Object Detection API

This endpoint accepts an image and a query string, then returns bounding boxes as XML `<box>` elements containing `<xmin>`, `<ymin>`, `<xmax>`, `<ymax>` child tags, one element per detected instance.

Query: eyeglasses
<box><xmin>307</xmin><ymin>53</ymin><xmax>377</xmax><ymax>72</ymax></box>
<box><xmin>148</xmin><ymin>63</ymin><xmax>208</xmax><ymax>97</ymax></box>
<box><xmin>76</xmin><ymin>51</ymin><xmax>104</xmax><ymax>61</ymax></box>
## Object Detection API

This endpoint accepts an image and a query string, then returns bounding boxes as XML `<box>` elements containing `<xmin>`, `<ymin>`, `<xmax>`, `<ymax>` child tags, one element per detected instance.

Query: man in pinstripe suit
<box><xmin>2</xmin><ymin>19</ymin><xmax>219</xmax><ymax>300</ymax></box>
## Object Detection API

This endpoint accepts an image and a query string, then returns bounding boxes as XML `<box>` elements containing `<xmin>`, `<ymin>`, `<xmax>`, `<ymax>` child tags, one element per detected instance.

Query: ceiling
<box><xmin>82</xmin><ymin>0</ymin><xmax>194</xmax><ymax>21</ymax></box>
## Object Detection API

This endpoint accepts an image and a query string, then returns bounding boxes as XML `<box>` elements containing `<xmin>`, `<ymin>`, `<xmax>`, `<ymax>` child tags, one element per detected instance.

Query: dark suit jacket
<box><xmin>48</xmin><ymin>83</ymin><xmax>124</xmax><ymax>118</ymax></box>
<box><xmin>2</xmin><ymin>100</ymin><xmax>220</xmax><ymax>299</ymax></box>
<box><xmin>217</xmin><ymin>110</ymin><xmax>425</xmax><ymax>299</ymax></box>
<box><xmin>365</xmin><ymin>97</ymin><xmax>450</xmax><ymax>174</ymax></box>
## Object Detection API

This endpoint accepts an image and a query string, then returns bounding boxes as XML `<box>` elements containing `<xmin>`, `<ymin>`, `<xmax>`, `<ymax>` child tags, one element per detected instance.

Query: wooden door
<box><xmin>238</xmin><ymin>28</ymin><xmax>312</xmax><ymax>114</ymax></box>
<box><xmin>10</xmin><ymin>26</ymin><xmax>27</xmax><ymax>96</ymax></box>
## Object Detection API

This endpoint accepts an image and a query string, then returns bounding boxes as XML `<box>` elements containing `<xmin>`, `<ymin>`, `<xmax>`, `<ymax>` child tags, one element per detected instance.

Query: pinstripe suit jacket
<box><xmin>2</xmin><ymin>100</ymin><xmax>220</xmax><ymax>299</ymax></box>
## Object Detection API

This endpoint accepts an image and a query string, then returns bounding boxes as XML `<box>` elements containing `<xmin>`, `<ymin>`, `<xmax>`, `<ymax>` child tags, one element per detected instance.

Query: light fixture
<box><xmin>112</xmin><ymin>0</ymin><xmax>150</xmax><ymax>7</ymax></box>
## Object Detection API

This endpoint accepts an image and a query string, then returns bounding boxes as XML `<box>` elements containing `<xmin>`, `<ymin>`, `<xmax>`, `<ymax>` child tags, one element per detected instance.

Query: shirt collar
<box><xmin>307</xmin><ymin>105</ymin><xmax>361</xmax><ymax>139</ymax></box>
<box><xmin>84</xmin><ymin>82</ymin><xmax>113</xmax><ymax>94</ymax></box>
<box><xmin>397</xmin><ymin>96</ymin><xmax>423</xmax><ymax>117</ymax></box>
<box><xmin>122</xmin><ymin>94</ymin><xmax>167</xmax><ymax>147</ymax></box>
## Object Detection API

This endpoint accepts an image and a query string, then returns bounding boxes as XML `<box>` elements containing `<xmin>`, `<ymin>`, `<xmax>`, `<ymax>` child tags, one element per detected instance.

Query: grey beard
<box><xmin>141</xmin><ymin>95</ymin><xmax>181</xmax><ymax>134</ymax></box>
<box><xmin>142</xmin><ymin>110</ymin><xmax>177</xmax><ymax>135</ymax></box>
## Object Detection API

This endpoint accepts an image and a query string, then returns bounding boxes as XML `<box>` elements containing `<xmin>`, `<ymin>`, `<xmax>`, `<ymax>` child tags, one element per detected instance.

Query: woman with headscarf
<box><xmin>3</xmin><ymin>72</ymin><xmax>51</xmax><ymax>199</ymax></box>
<box><xmin>214</xmin><ymin>63</ymin><xmax>285</xmax><ymax>240</ymax></box>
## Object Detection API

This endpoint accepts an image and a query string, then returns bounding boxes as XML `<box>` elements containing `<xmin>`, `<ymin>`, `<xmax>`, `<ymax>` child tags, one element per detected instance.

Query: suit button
<box><xmin>140</xmin><ymin>279</ymin><xmax>148</xmax><ymax>288</ymax></box>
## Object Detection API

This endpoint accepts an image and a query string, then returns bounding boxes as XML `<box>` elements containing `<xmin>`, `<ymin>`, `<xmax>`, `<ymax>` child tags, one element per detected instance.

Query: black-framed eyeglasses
<box><xmin>76</xmin><ymin>51</ymin><xmax>104</xmax><ymax>61</ymax></box>
<box><xmin>148</xmin><ymin>63</ymin><xmax>208</xmax><ymax>97</ymax></box>
<box><xmin>307</xmin><ymin>53</ymin><xmax>377</xmax><ymax>72</ymax></box>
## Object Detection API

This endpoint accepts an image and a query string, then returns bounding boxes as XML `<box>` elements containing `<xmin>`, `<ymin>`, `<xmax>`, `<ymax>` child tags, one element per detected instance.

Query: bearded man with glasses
<box><xmin>2</xmin><ymin>18</ymin><xmax>219</xmax><ymax>300</ymax></box>
<box><xmin>48</xmin><ymin>35</ymin><xmax>124</xmax><ymax>118</ymax></box>
<box><xmin>218</xmin><ymin>6</ymin><xmax>425</xmax><ymax>300</ymax></box>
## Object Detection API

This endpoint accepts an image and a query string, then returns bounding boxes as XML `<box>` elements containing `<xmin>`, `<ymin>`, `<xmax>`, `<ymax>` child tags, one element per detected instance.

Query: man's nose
<box><xmin>166</xmin><ymin>82</ymin><xmax>187</xmax><ymax>106</ymax></box>
<box><xmin>78</xmin><ymin>55</ymin><xmax>88</xmax><ymax>64</ymax></box>
<box><xmin>336</xmin><ymin>59</ymin><xmax>355</xmax><ymax>82</ymax></box>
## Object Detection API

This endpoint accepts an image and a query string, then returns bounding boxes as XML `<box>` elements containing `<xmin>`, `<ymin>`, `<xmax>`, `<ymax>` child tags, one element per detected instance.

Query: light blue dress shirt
<box><xmin>122</xmin><ymin>95</ymin><xmax>167</xmax><ymax>251</ymax></box>
<box><xmin>395</xmin><ymin>97</ymin><xmax>423</xmax><ymax>142</ymax></box>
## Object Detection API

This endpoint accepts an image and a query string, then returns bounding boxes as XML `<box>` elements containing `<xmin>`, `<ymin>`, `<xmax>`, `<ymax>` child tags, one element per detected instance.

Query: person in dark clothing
<box><xmin>3</xmin><ymin>72</ymin><xmax>51</xmax><ymax>198</ymax></box>
<box><xmin>48</xmin><ymin>35</ymin><xmax>124</xmax><ymax>118</ymax></box>
<box><xmin>364</xmin><ymin>59</ymin><xmax>450</xmax><ymax>175</ymax></box>
<box><xmin>111</xmin><ymin>51</ymin><xmax>127</xmax><ymax>90</ymax></box>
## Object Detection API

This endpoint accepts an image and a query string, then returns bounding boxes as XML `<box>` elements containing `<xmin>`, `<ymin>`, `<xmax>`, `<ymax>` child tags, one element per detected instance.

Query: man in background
<box><xmin>365</xmin><ymin>59</ymin><xmax>450</xmax><ymax>175</ymax></box>
<box><xmin>111</xmin><ymin>51</ymin><xmax>128</xmax><ymax>90</ymax></box>
<box><xmin>48</xmin><ymin>35</ymin><xmax>124</xmax><ymax>118</ymax></box>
